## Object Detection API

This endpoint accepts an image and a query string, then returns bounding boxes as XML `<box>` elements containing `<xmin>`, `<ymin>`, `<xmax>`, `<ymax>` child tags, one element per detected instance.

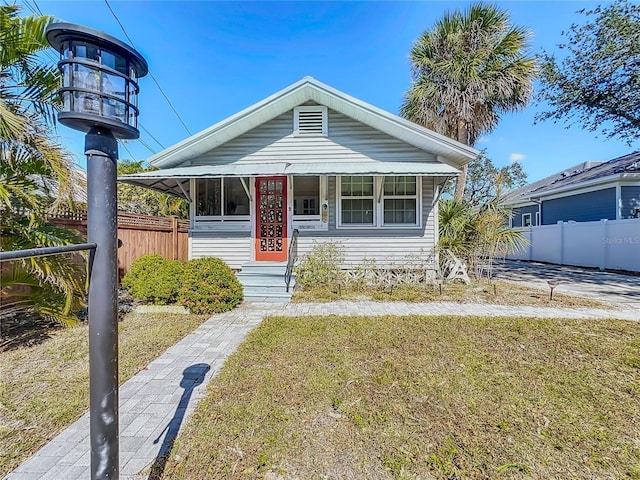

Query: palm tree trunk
<box><xmin>454</xmin><ymin>121</ymin><xmax>469</xmax><ymax>201</ymax></box>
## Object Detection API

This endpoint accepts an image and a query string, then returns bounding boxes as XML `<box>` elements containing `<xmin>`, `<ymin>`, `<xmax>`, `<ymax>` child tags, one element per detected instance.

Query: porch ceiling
<box><xmin>118</xmin><ymin>161</ymin><xmax>460</xmax><ymax>198</ymax></box>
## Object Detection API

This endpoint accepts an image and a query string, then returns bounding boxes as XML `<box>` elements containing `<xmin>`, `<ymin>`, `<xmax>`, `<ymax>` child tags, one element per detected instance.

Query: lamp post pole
<box><xmin>86</xmin><ymin>127</ymin><xmax>120</xmax><ymax>479</ymax></box>
<box><xmin>46</xmin><ymin>23</ymin><xmax>148</xmax><ymax>480</ymax></box>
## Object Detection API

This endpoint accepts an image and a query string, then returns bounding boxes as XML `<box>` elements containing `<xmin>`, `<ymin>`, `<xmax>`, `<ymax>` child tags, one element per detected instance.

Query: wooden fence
<box><xmin>48</xmin><ymin>208</ymin><xmax>189</xmax><ymax>277</ymax></box>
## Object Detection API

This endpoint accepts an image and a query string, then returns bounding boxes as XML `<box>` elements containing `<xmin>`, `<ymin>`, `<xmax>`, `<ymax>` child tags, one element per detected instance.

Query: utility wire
<box><xmin>118</xmin><ymin>140</ymin><xmax>137</xmax><ymax>162</ymax></box>
<box><xmin>139</xmin><ymin>123</ymin><xmax>165</xmax><ymax>150</ymax></box>
<box><xmin>103</xmin><ymin>0</ymin><xmax>193</xmax><ymax>137</ymax></box>
<box><xmin>137</xmin><ymin>137</ymin><xmax>157</xmax><ymax>155</ymax></box>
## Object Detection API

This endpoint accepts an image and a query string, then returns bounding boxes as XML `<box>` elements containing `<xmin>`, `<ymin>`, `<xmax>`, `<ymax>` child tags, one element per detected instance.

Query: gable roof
<box><xmin>148</xmin><ymin>76</ymin><xmax>478</xmax><ymax>170</ymax></box>
<box><xmin>503</xmin><ymin>152</ymin><xmax>640</xmax><ymax>205</ymax></box>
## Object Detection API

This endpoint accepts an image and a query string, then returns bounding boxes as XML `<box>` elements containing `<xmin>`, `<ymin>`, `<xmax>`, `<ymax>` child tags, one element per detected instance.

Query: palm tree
<box><xmin>438</xmin><ymin>198</ymin><xmax>527</xmax><ymax>281</ymax></box>
<box><xmin>401</xmin><ymin>3</ymin><xmax>538</xmax><ymax>201</ymax></box>
<box><xmin>1</xmin><ymin>5</ymin><xmax>86</xmax><ymax>325</ymax></box>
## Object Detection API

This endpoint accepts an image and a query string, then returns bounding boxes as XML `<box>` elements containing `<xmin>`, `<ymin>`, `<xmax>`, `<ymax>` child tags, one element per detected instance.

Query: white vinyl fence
<box><xmin>509</xmin><ymin>219</ymin><xmax>640</xmax><ymax>272</ymax></box>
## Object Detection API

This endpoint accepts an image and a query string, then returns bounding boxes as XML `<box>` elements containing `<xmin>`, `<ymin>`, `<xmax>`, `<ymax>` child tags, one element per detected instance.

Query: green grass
<box><xmin>293</xmin><ymin>279</ymin><xmax>609</xmax><ymax>309</ymax></box>
<box><xmin>0</xmin><ymin>312</ymin><xmax>208</xmax><ymax>477</ymax></box>
<box><xmin>158</xmin><ymin>315</ymin><xmax>640</xmax><ymax>480</ymax></box>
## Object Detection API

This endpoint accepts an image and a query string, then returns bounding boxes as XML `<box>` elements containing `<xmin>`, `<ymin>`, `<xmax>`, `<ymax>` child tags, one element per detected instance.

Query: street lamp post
<box><xmin>46</xmin><ymin>24</ymin><xmax>148</xmax><ymax>480</ymax></box>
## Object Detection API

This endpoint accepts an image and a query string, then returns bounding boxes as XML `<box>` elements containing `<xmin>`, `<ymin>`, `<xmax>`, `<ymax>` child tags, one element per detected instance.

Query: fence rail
<box><xmin>47</xmin><ymin>208</ymin><xmax>189</xmax><ymax>276</ymax></box>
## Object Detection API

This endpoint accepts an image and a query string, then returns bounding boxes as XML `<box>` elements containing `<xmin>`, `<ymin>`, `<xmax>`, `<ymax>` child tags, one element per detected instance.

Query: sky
<box><xmin>22</xmin><ymin>0</ymin><xmax>636</xmax><ymax>183</ymax></box>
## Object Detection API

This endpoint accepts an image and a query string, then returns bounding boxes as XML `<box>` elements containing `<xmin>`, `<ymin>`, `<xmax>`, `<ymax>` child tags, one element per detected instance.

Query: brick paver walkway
<box><xmin>4</xmin><ymin>300</ymin><xmax>638</xmax><ymax>480</ymax></box>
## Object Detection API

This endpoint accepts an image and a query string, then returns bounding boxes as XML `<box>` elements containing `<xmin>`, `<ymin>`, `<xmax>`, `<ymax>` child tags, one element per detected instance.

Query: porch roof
<box><xmin>118</xmin><ymin>162</ymin><xmax>460</xmax><ymax>199</ymax></box>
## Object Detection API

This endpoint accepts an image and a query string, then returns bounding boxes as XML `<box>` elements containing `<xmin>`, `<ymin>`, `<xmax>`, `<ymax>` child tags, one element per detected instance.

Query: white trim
<box><xmin>616</xmin><ymin>184</ymin><xmax>622</xmax><ymax>220</ymax></box>
<box><xmin>147</xmin><ymin>77</ymin><xmax>478</xmax><ymax>170</ymax></box>
<box><xmin>535</xmin><ymin>211</ymin><xmax>540</xmax><ymax>226</ymax></box>
<box><xmin>293</xmin><ymin>105</ymin><xmax>327</xmax><ymax>136</ymax></box>
<box><xmin>336</xmin><ymin>175</ymin><xmax>421</xmax><ymax>229</ymax></box>
<box><xmin>522</xmin><ymin>213</ymin><xmax>532</xmax><ymax>227</ymax></box>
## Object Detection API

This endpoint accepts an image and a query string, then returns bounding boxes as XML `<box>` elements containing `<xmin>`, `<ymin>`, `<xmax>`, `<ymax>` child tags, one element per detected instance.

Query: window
<box><xmin>382</xmin><ymin>176</ymin><xmax>417</xmax><ymax>225</ymax></box>
<box><xmin>294</xmin><ymin>106</ymin><xmax>327</xmax><ymax>136</ymax></box>
<box><xmin>522</xmin><ymin>213</ymin><xmax>532</xmax><ymax>227</ymax></box>
<box><xmin>338</xmin><ymin>176</ymin><xmax>420</xmax><ymax>228</ymax></box>
<box><xmin>293</xmin><ymin>176</ymin><xmax>320</xmax><ymax>215</ymax></box>
<box><xmin>340</xmin><ymin>176</ymin><xmax>374</xmax><ymax>225</ymax></box>
<box><xmin>195</xmin><ymin>178</ymin><xmax>249</xmax><ymax>218</ymax></box>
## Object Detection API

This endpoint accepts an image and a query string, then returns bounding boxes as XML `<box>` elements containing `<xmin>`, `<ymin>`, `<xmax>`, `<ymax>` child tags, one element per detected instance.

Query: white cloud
<box><xmin>509</xmin><ymin>153</ymin><xmax>526</xmax><ymax>163</ymax></box>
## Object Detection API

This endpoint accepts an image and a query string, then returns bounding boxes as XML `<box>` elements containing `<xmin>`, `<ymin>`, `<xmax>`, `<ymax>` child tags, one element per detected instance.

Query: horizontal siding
<box><xmin>621</xmin><ymin>186</ymin><xmax>640</xmax><ymax>218</ymax></box>
<box><xmin>191</xmin><ymin>109</ymin><xmax>437</xmax><ymax>166</ymax></box>
<box><xmin>189</xmin><ymin>232</ymin><xmax>251</xmax><ymax>269</ymax></box>
<box><xmin>512</xmin><ymin>204</ymin><xmax>539</xmax><ymax>227</ymax></box>
<box><xmin>296</xmin><ymin>234</ymin><xmax>436</xmax><ymax>267</ymax></box>
<box><xmin>542</xmin><ymin>188</ymin><xmax>616</xmax><ymax>224</ymax></box>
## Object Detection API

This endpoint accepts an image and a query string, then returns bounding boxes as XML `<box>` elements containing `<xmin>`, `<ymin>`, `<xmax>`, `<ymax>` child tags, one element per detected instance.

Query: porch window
<box><xmin>195</xmin><ymin>178</ymin><xmax>249</xmax><ymax>218</ymax></box>
<box><xmin>337</xmin><ymin>175</ymin><xmax>421</xmax><ymax>228</ymax></box>
<box><xmin>340</xmin><ymin>176</ymin><xmax>374</xmax><ymax>225</ymax></box>
<box><xmin>293</xmin><ymin>176</ymin><xmax>320</xmax><ymax>216</ymax></box>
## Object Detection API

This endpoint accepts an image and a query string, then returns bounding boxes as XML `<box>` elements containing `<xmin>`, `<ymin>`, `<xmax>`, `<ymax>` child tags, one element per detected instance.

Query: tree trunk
<box><xmin>454</xmin><ymin>120</ymin><xmax>470</xmax><ymax>202</ymax></box>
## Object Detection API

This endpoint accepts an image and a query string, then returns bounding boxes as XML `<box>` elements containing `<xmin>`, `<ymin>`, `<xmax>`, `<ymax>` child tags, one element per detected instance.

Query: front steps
<box><xmin>237</xmin><ymin>262</ymin><xmax>295</xmax><ymax>302</ymax></box>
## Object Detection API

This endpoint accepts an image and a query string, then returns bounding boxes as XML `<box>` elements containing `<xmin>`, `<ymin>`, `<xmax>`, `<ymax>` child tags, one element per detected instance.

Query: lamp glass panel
<box><xmin>100</xmin><ymin>50</ymin><xmax>117</xmax><ymax>70</ymax></box>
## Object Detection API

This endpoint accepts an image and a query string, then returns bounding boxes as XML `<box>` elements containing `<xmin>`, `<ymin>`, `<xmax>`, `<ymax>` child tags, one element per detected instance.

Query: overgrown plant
<box><xmin>294</xmin><ymin>242</ymin><xmax>345</xmax><ymax>290</ymax></box>
<box><xmin>122</xmin><ymin>254</ymin><xmax>184</xmax><ymax>305</ymax></box>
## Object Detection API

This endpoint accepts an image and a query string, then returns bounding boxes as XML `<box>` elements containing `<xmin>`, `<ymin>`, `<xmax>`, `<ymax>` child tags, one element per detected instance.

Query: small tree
<box><xmin>438</xmin><ymin>198</ymin><xmax>526</xmax><ymax>280</ymax></box>
<box><xmin>444</xmin><ymin>151</ymin><xmax>528</xmax><ymax>207</ymax></box>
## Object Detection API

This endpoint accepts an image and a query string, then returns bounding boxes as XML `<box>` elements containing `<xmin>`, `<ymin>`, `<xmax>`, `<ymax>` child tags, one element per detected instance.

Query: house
<box><xmin>503</xmin><ymin>152</ymin><xmax>640</xmax><ymax>273</ymax></box>
<box><xmin>503</xmin><ymin>152</ymin><xmax>640</xmax><ymax>227</ymax></box>
<box><xmin>119</xmin><ymin>77</ymin><xmax>477</xmax><ymax>296</ymax></box>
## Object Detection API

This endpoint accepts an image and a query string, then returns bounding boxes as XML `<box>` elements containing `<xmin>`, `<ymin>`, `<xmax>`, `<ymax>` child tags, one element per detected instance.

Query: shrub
<box><xmin>178</xmin><ymin>257</ymin><xmax>243</xmax><ymax>314</ymax></box>
<box><xmin>122</xmin><ymin>254</ymin><xmax>184</xmax><ymax>304</ymax></box>
<box><xmin>295</xmin><ymin>242</ymin><xmax>345</xmax><ymax>289</ymax></box>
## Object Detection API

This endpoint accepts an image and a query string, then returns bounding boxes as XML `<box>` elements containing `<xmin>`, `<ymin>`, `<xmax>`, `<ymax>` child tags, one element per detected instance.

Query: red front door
<box><xmin>255</xmin><ymin>176</ymin><xmax>288</xmax><ymax>261</ymax></box>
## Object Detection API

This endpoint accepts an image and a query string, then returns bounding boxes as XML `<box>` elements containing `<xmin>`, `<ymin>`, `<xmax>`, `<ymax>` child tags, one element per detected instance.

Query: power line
<box><xmin>139</xmin><ymin>123</ymin><xmax>165</xmax><ymax>150</ymax></box>
<box><xmin>103</xmin><ymin>0</ymin><xmax>193</xmax><ymax>137</ymax></box>
<box><xmin>118</xmin><ymin>140</ymin><xmax>137</xmax><ymax>162</ymax></box>
<box><xmin>137</xmin><ymin>137</ymin><xmax>157</xmax><ymax>155</ymax></box>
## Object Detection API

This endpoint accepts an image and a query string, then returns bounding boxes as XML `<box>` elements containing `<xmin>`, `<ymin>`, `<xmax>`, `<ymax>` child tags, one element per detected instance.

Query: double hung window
<box><xmin>338</xmin><ymin>176</ymin><xmax>420</xmax><ymax>228</ymax></box>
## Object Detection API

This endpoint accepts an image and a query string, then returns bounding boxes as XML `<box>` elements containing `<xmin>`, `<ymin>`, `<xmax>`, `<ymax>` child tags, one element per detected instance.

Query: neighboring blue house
<box><xmin>503</xmin><ymin>152</ymin><xmax>640</xmax><ymax>227</ymax></box>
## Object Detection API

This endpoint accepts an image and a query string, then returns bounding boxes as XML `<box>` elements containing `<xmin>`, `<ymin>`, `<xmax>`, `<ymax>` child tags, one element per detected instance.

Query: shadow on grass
<box><xmin>0</xmin><ymin>315</ymin><xmax>59</xmax><ymax>352</ymax></box>
<box><xmin>147</xmin><ymin>362</ymin><xmax>211</xmax><ymax>480</ymax></box>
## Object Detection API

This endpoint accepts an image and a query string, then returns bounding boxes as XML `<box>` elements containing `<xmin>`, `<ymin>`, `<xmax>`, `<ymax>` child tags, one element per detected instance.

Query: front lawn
<box><xmin>293</xmin><ymin>279</ymin><xmax>609</xmax><ymax>309</ymax></box>
<box><xmin>158</xmin><ymin>315</ymin><xmax>640</xmax><ymax>479</ymax></box>
<box><xmin>0</xmin><ymin>312</ymin><xmax>208</xmax><ymax>477</ymax></box>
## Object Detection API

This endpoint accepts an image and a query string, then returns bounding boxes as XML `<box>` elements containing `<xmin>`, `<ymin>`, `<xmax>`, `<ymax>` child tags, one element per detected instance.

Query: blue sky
<box><xmin>26</xmin><ymin>0</ymin><xmax>635</xmax><ymax>182</ymax></box>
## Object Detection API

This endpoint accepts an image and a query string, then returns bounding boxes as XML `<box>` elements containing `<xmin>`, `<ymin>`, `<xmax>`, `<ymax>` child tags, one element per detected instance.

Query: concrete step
<box><xmin>237</xmin><ymin>261</ymin><xmax>295</xmax><ymax>303</ymax></box>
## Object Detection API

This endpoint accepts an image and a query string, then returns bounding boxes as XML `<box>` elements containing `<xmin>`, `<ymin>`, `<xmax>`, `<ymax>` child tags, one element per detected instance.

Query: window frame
<box><xmin>291</xmin><ymin>175</ymin><xmax>328</xmax><ymax>231</ymax></box>
<box><xmin>293</xmin><ymin>106</ymin><xmax>328</xmax><ymax>136</ymax></box>
<box><xmin>337</xmin><ymin>175</ymin><xmax>422</xmax><ymax>229</ymax></box>
<box><xmin>192</xmin><ymin>177</ymin><xmax>251</xmax><ymax>225</ymax></box>
<box><xmin>522</xmin><ymin>212</ymin><xmax>532</xmax><ymax>227</ymax></box>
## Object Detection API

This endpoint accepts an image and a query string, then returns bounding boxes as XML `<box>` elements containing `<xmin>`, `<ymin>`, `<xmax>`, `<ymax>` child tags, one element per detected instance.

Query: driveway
<box><xmin>492</xmin><ymin>259</ymin><xmax>640</xmax><ymax>307</ymax></box>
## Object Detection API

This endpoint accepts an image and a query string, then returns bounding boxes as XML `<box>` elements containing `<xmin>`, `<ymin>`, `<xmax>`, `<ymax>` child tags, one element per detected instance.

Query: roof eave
<box><xmin>148</xmin><ymin>77</ymin><xmax>478</xmax><ymax>170</ymax></box>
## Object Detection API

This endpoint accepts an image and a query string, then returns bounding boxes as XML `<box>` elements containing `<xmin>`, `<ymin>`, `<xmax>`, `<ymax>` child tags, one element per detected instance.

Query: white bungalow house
<box><xmin>119</xmin><ymin>77</ymin><xmax>478</xmax><ymax>299</ymax></box>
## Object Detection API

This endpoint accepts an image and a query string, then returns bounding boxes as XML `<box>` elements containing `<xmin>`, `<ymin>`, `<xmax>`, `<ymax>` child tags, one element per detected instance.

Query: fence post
<box><xmin>172</xmin><ymin>216</ymin><xmax>179</xmax><ymax>260</ymax></box>
<box><xmin>558</xmin><ymin>221</ymin><xmax>564</xmax><ymax>265</ymax></box>
<box><xmin>601</xmin><ymin>219</ymin><xmax>608</xmax><ymax>271</ymax></box>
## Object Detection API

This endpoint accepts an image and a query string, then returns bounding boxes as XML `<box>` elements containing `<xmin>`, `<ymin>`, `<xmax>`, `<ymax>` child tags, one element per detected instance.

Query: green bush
<box><xmin>122</xmin><ymin>254</ymin><xmax>184</xmax><ymax>304</ymax></box>
<box><xmin>295</xmin><ymin>242</ymin><xmax>345</xmax><ymax>289</ymax></box>
<box><xmin>178</xmin><ymin>257</ymin><xmax>243</xmax><ymax>314</ymax></box>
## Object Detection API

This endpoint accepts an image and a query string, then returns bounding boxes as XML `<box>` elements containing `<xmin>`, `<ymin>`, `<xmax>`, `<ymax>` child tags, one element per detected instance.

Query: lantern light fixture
<box><xmin>46</xmin><ymin>23</ymin><xmax>148</xmax><ymax>139</ymax></box>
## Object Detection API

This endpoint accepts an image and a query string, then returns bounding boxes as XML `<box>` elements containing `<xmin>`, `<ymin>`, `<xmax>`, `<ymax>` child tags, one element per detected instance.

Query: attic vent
<box><xmin>294</xmin><ymin>106</ymin><xmax>327</xmax><ymax>136</ymax></box>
